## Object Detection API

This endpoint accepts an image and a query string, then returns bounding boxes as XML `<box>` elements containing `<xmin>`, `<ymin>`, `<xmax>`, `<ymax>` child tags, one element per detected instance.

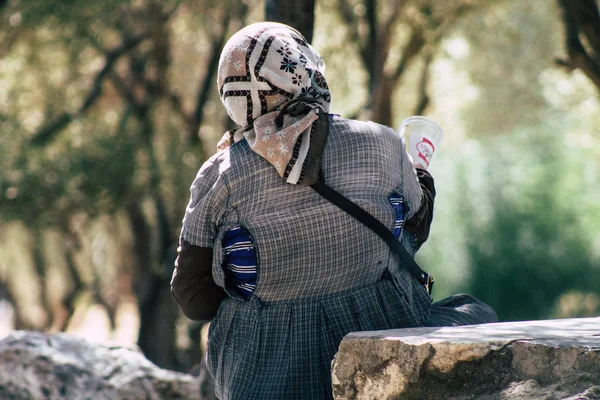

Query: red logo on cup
<box><xmin>416</xmin><ymin>137</ymin><xmax>435</xmax><ymax>166</ymax></box>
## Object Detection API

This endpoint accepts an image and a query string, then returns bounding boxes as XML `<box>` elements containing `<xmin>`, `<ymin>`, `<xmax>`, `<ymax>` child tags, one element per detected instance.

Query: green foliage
<box><xmin>419</xmin><ymin>117</ymin><xmax>600</xmax><ymax>321</ymax></box>
<box><xmin>409</xmin><ymin>0</ymin><xmax>600</xmax><ymax>321</ymax></box>
<box><xmin>0</xmin><ymin>127</ymin><xmax>137</xmax><ymax>226</ymax></box>
<box><xmin>468</xmin><ymin>138</ymin><xmax>595</xmax><ymax>320</ymax></box>
<box><xmin>552</xmin><ymin>291</ymin><xmax>600</xmax><ymax>318</ymax></box>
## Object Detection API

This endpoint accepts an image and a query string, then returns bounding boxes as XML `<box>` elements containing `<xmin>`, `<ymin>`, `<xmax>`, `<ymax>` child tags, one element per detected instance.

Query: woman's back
<box><xmin>207</xmin><ymin>115</ymin><xmax>423</xmax><ymax>302</ymax></box>
<box><xmin>190</xmin><ymin>116</ymin><xmax>432</xmax><ymax>400</ymax></box>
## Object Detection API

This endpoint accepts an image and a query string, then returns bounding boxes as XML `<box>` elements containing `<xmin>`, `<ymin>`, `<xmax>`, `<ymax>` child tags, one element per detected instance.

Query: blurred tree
<box><xmin>0</xmin><ymin>131</ymin><xmax>137</xmax><ymax>330</ymax></box>
<box><xmin>0</xmin><ymin>0</ymin><xmax>251</xmax><ymax>371</ymax></box>
<box><xmin>556</xmin><ymin>0</ymin><xmax>600</xmax><ymax>92</ymax></box>
<box><xmin>458</xmin><ymin>125</ymin><xmax>599</xmax><ymax>320</ymax></box>
<box><xmin>332</xmin><ymin>0</ymin><xmax>494</xmax><ymax>125</ymax></box>
<box><xmin>2</xmin><ymin>0</ymin><xmax>599</xmax><ymax>380</ymax></box>
<box><xmin>448</xmin><ymin>1</ymin><xmax>559</xmax><ymax>137</ymax></box>
<box><xmin>265</xmin><ymin>0</ymin><xmax>316</xmax><ymax>43</ymax></box>
<box><xmin>414</xmin><ymin>0</ymin><xmax>600</xmax><ymax>319</ymax></box>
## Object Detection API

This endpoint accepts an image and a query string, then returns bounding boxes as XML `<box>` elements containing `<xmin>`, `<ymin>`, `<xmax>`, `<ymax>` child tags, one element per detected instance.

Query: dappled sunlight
<box><xmin>65</xmin><ymin>300</ymin><xmax>139</xmax><ymax>346</ymax></box>
<box><xmin>444</xmin><ymin>36</ymin><xmax>470</xmax><ymax>60</ymax></box>
<box><xmin>552</xmin><ymin>291</ymin><xmax>600</xmax><ymax>319</ymax></box>
<box><xmin>112</xmin><ymin>298</ymin><xmax>140</xmax><ymax>345</ymax></box>
<box><xmin>66</xmin><ymin>304</ymin><xmax>113</xmax><ymax>343</ymax></box>
<box><xmin>348</xmin><ymin>317</ymin><xmax>600</xmax><ymax>345</ymax></box>
<box><xmin>0</xmin><ymin>300</ymin><xmax>15</xmax><ymax>339</ymax></box>
<box><xmin>1</xmin><ymin>0</ymin><xmax>599</xmax><ymax>376</ymax></box>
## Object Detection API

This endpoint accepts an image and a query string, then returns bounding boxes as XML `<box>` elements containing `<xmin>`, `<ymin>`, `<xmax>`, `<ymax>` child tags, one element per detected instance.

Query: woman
<box><xmin>171</xmin><ymin>22</ymin><xmax>496</xmax><ymax>399</ymax></box>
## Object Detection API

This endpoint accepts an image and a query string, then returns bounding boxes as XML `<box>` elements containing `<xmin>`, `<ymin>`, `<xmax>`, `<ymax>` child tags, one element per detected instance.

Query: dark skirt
<box><xmin>206</xmin><ymin>270</ymin><xmax>497</xmax><ymax>400</ymax></box>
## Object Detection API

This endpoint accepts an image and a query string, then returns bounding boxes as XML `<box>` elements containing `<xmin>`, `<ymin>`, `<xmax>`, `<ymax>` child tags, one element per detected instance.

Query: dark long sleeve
<box><xmin>171</xmin><ymin>240</ymin><xmax>227</xmax><ymax>321</ymax></box>
<box><xmin>404</xmin><ymin>167</ymin><xmax>436</xmax><ymax>249</ymax></box>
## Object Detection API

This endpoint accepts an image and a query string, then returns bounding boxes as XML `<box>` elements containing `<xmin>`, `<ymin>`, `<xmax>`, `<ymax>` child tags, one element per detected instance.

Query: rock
<box><xmin>332</xmin><ymin>317</ymin><xmax>600</xmax><ymax>400</ymax></box>
<box><xmin>198</xmin><ymin>358</ymin><xmax>217</xmax><ymax>400</ymax></box>
<box><xmin>0</xmin><ymin>331</ymin><xmax>201</xmax><ymax>399</ymax></box>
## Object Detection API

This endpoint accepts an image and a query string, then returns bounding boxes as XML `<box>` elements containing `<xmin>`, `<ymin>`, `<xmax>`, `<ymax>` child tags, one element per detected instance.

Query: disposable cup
<box><xmin>399</xmin><ymin>116</ymin><xmax>443</xmax><ymax>167</ymax></box>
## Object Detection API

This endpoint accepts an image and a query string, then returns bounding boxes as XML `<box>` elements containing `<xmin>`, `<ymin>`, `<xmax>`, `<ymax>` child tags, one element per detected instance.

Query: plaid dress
<box><xmin>181</xmin><ymin>116</ymin><xmax>494</xmax><ymax>399</ymax></box>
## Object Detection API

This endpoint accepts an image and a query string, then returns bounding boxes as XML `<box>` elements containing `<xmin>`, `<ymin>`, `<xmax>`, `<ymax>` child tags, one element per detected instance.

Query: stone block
<box><xmin>332</xmin><ymin>317</ymin><xmax>600</xmax><ymax>400</ymax></box>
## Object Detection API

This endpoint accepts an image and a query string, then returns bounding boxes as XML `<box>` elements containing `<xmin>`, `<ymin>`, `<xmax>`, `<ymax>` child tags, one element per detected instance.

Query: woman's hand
<box><xmin>404</xmin><ymin>167</ymin><xmax>435</xmax><ymax>249</ymax></box>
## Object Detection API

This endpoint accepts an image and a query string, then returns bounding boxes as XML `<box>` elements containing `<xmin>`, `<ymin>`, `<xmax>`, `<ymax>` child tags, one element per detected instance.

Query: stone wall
<box><xmin>332</xmin><ymin>317</ymin><xmax>600</xmax><ymax>400</ymax></box>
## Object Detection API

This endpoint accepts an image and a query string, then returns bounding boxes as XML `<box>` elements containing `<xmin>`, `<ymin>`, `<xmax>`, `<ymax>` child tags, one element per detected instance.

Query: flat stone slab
<box><xmin>332</xmin><ymin>317</ymin><xmax>600</xmax><ymax>400</ymax></box>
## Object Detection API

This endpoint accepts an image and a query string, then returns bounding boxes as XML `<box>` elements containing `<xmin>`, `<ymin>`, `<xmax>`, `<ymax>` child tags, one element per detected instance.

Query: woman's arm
<box><xmin>171</xmin><ymin>240</ymin><xmax>227</xmax><ymax>321</ymax></box>
<box><xmin>404</xmin><ymin>166</ymin><xmax>436</xmax><ymax>249</ymax></box>
<box><xmin>173</xmin><ymin>151</ymin><xmax>229</xmax><ymax>321</ymax></box>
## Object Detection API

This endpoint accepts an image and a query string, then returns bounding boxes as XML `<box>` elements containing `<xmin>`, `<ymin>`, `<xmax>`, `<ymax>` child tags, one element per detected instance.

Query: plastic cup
<box><xmin>399</xmin><ymin>116</ymin><xmax>443</xmax><ymax>167</ymax></box>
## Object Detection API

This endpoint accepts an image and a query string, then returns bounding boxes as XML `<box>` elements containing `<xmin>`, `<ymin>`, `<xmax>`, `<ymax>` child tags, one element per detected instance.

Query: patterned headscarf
<box><xmin>216</xmin><ymin>22</ymin><xmax>331</xmax><ymax>185</ymax></box>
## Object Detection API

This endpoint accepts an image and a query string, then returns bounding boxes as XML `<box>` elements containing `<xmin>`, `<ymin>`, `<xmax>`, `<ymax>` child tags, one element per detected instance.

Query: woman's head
<box><xmin>217</xmin><ymin>22</ymin><xmax>331</xmax><ymax>128</ymax></box>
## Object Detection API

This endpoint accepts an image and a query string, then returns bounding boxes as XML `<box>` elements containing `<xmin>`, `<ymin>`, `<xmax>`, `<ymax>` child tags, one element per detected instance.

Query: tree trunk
<box><xmin>265</xmin><ymin>0</ymin><xmax>316</xmax><ymax>43</ymax></box>
<box><xmin>371</xmin><ymin>75</ymin><xmax>395</xmax><ymax>127</ymax></box>
<box><xmin>58</xmin><ymin>225</ymin><xmax>85</xmax><ymax>332</ymax></box>
<box><xmin>30</xmin><ymin>228</ymin><xmax>52</xmax><ymax>330</ymax></box>
<box><xmin>0</xmin><ymin>278</ymin><xmax>29</xmax><ymax>331</ymax></box>
<box><xmin>136</xmin><ymin>252</ymin><xmax>179</xmax><ymax>370</ymax></box>
<box><xmin>556</xmin><ymin>0</ymin><xmax>600</xmax><ymax>91</ymax></box>
<box><xmin>127</xmin><ymin>201</ymin><xmax>178</xmax><ymax>370</ymax></box>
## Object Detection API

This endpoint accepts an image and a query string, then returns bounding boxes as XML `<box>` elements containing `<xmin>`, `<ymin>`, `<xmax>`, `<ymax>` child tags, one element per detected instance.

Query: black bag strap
<box><xmin>311</xmin><ymin>179</ymin><xmax>434</xmax><ymax>294</ymax></box>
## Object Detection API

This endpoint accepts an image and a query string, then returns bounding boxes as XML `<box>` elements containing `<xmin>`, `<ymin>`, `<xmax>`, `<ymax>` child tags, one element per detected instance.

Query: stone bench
<box><xmin>332</xmin><ymin>317</ymin><xmax>600</xmax><ymax>400</ymax></box>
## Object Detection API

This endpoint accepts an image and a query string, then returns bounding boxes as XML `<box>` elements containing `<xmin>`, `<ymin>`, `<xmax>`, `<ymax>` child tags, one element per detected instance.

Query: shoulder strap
<box><xmin>311</xmin><ymin>179</ymin><xmax>434</xmax><ymax>293</ymax></box>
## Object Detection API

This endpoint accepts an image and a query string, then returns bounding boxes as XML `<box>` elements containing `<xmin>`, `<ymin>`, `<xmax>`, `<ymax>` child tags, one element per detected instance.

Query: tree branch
<box><xmin>57</xmin><ymin>221</ymin><xmax>86</xmax><ymax>332</ymax></box>
<box><xmin>413</xmin><ymin>51</ymin><xmax>433</xmax><ymax>115</ymax></box>
<box><xmin>366</xmin><ymin>0</ymin><xmax>377</xmax><ymax>69</ymax></box>
<box><xmin>337</xmin><ymin>0</ymin><xmax>368</xmax><ymax>67</ymax></box>
<box><xmin>363</xmin><ymin>0</ymin><xmax>387</xmax><ymax>97</ymax></box>
<box><xmin>108</xmin><ymin>70</ymin><xmax>148</xmax><ymax>117</ymax></box>
<box><xmin>428</xmin><ymin>2</ymin><xmax>481</xmax><ymax>43</ymax></box>
<box><xmin>189</xmin><ymin>12</ymin><xmax>232</xmax><ymax>145</ymax></box>
<box><xmin>30</xmin><ymin>33</ymin><xmax>151</xmax><ymax>147</ymax></box>
<box><xmin>142</xmin><ymin>77</ymin><xmax>191</xmax><ymax>131</ymax></box>
<box><xmin>572</xmin><ymin>0</ymin><xmax>600</xmax><ymax>53</ymax></box>
<box><xmin>117</xmin><ymin>106</ymin><xmax>133</xmax><ymax>136</ymax></box>
<box><xmin>556</xmin><ymin>0</ymin><xmax>600</xmax><ymax>91</ymax></box>
<box><xmin>163</xmin><ymin>0</ymin><xmax>185</xmax><ymax>23</ymax></box>
<box><xmin>30</xmin><ymin>228</ymin><xmax>53</xmax><ymax>331</ymax></box>
<box><xmin>188</xmin><ymin>3</ymin><xmax>249</xmax><ymax>146</ymax></box>
<box><xmin>107</xmin><ymin>45</ymin><xmax>190</xmax><ymax>131</ymax></box>
<box><xmin>392</xmin><ymin>27</ymin><xmax>426</xmax><ymax>82</ymax></box>
<box><xmin>265</xmin><ymin>0</ymin><xmax>316</xmax><ymax>43</ymax></box>
<box><xmin>378</xmin><ymin>0</ymin><xmax>405</xmax><ymax>58</ymax></box>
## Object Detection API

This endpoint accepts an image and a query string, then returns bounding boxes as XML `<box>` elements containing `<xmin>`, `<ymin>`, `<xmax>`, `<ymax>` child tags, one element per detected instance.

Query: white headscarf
<box><xmin>216</xmin><ymin>22</ymin><xmax>331</xmax><ymax>185</ymax></box>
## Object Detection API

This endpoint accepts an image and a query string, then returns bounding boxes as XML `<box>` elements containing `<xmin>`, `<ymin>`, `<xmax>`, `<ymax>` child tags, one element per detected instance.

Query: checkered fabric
<box><xmin>180</xmin><ymin>115</ymin><xmax>497</xmax><ymax>399</ymax></box>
